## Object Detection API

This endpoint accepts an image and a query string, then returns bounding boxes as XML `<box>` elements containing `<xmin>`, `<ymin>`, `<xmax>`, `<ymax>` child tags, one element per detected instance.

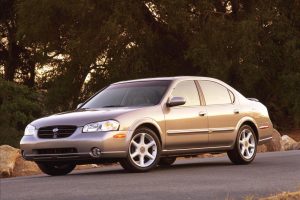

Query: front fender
<box><xmin>128</xmin><ymin>118</ymin><xmax>165</xmax><ymax>147</ymax></box>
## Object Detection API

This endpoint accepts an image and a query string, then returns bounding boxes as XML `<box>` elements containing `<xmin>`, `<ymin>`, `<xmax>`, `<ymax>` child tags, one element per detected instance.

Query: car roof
<box><xmin>110</xmin><ymin>76</ymin><xmax>245</xmax><ymax>100</ymax></box>
<box><xmin>112</xmin><ymin>76</ymin><xmax>216</xmax><ymax>85</ymax></box>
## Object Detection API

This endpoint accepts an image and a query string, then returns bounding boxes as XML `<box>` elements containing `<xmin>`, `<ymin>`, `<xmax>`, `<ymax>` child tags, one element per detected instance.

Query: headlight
<box><xmin>82</xmin><ymin>120</ymin><xmax>119</xmax><ymax>133</ymax></box>
<box><xmin>24</xmin><ymin>124</ymin><xmax>36</xmax><ymax>136</ymax></box>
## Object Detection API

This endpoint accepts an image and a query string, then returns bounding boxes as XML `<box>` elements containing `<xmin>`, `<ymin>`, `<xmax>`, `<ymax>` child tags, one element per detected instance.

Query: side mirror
<box><xmin>167</xmin><ymin>96</ymin><xmax>186</xmax><ymax>107</ymax></box>
<box><xmin>77</xmin><ymin>103</ymin><xmax>83</xmax><ymax>109</ymax></box>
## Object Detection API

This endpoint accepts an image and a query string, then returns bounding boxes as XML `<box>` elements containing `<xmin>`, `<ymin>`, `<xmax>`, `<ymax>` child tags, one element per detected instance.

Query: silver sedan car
<box><xmin>20</xmin><ymin>76</ymin><xmax>273</xmax><ymax>175</ymax></box>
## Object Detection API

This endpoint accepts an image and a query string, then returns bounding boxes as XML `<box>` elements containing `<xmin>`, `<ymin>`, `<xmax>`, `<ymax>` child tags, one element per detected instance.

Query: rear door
<box><xmin>198</xmin><ymin>80</ymin><xmax>240</xmax><ymax>147</ymax></box>
<box><xmin>164</xmin><ymin>80</ymin><xmax>209</xmax><ymax>149</ymax></box>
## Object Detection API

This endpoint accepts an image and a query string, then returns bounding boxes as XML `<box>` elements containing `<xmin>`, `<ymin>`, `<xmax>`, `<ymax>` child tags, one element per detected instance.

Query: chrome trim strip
<box><xmin>167</xmin><ymin>127</ymin><xmax>235</xmax><ymax>135</ymax></box>
<box><xmin>163</xmin><ymin>145</ymin><xmax>231</xmax><ymax>152</ymax></box>
<box><xmin>259</xmin><ymin>136</ymin><xmax>272</xmax><ymax>142</ymax></box>
<box><xmin>167</xmin><ymin>129</ymin><xmax>209</xmax><ymax>135</ymax></box>
<box><xmin>209</xmin><ymin>127</ymin><xmax>235</xmax><ymax>133</ymax></box>
<box><xmin>259</xmin><ymin>125</ymin><xmax>269</xmax><ymax>129</ymax></box>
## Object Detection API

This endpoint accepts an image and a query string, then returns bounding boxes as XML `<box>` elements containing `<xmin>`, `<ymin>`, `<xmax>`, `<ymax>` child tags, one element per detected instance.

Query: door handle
<box><xmin>233</xmin><ymin>109</ymin><xmax>239</xmax><ymax>114</ymax></box>
<box><xmin>199</xmin><ymin>111</ymin><xmax>207</xmax><ymax>116</ymax></box>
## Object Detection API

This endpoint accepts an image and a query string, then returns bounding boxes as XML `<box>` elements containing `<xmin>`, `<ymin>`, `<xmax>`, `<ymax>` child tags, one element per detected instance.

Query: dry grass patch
<box><xmin>260</xmin><ymin>191</ymin><xmax>300</xmax><ymax>200</ymax></box>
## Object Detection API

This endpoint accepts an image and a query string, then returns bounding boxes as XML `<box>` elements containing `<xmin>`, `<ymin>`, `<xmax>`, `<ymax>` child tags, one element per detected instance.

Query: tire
<box><xmin>158</xmin><ymin>157</ymin><xmax>176</xmax><ymax>167</ymax></box>
<box><xmin>227</xmin><ymin>125</ymin><xmax>257</xmax><ymax>165</ymax></box>
<box><xmin>120</xmin><ymin>127</ymin><xmax>161</xmax><ymax>172</ymax></box>
<box><xmin>37</xmin><ymin>162</ymin><xmax>76</xmax><ymax>176</ymax></box>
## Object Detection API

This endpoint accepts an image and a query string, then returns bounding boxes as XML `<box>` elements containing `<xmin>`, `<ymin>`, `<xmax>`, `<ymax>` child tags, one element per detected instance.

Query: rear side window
<box><xmin>199</xmin><ymin>81</ymin><xmax>232</xmax><ymax>105</ymax></box>
<box><xmin>171</xmin><ymin>81</ymin><xmax>200</xmax><ymax>106</ymax></box>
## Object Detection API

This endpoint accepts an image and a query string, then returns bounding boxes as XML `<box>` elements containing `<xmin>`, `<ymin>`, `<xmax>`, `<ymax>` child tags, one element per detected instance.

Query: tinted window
<box><xmin>171</xmin><ymin>81</ymin><xmax>200</xmax><ymax>106</ymax></box>
<box><xmin>199</xmin><ymin>81</ymin><xmax>232</xmax><ymax>105</ymax></box>
<box><xmin>82</xmin><ymin>81</ymin><xmax>171</xmax><ymax>108</ymax></box>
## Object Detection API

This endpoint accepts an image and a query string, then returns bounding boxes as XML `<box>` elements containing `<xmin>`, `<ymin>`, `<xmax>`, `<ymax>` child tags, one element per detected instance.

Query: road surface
<box><xmin>1</xmin><ymin>151</ymin><xmax>300</xmax><ymax>200</ymax></box>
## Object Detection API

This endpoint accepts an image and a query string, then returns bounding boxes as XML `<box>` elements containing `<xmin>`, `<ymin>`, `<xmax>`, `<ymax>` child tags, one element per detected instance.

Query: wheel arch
<box><xmin>129</xmin><ymin>118</ymin><xmax>164</xmax><ymax>146</ymax></box>
<box><xmin>236</xmin><ymin>117</ymin><xmax>259</xmax><ymax>142</ymax></box>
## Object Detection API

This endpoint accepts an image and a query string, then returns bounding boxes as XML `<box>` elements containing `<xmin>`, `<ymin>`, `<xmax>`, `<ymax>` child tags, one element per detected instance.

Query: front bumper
<box><xmin>20</xmin><ymin>128</ymin><xmax>131</xmax><ymax>162</ymax></box>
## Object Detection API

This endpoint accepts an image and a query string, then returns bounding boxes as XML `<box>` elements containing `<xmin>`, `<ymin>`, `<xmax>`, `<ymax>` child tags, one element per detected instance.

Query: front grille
<box><xmin>35</xmin><ymin>148</ymin><xmax>78</xmax><ymax>154</ymax></box>
<box><xmin>38</xmin><ymin>125</ymin><xmax>77</xmax><ymax>139</ymax></box>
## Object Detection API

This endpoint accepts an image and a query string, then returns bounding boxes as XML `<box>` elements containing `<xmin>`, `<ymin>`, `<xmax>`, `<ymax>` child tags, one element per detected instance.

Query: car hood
<box><xmin>31</xmin><ymin>107</ymin><xmax>140</xmax><ymax>128</ymax></box>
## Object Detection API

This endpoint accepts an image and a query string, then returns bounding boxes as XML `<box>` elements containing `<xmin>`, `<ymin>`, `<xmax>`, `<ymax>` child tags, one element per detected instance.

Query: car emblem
<box><xmin>52</xmin><ymin>128</ymin><xmax>59</xmax><ymax>138</ymax></box>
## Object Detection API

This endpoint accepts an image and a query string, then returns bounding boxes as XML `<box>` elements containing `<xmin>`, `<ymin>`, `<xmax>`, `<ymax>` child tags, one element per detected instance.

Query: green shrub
<box><xmin>0</xmin><ymin>78</ymin><xmax>43</xmax><ymax>147</ymax></box>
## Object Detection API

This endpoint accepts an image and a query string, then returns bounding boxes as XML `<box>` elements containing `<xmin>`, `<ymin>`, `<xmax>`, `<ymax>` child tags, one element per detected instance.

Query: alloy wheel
<box><xmin>238</xmin><ymin>128</ymin><xmax>256</xmax><ymax>159</ymax></box>
<box><xmin>129</xmin><ymin>132</ymin><xmax>158</xmax><ymax>167</ymax></box>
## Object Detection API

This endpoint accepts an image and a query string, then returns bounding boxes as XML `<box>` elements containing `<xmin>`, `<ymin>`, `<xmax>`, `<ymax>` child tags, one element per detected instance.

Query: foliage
<box><xmin>0</xmin><ymin>78</ymin><xmax>43</xmax><ymax>147</ymax></box>
<box><xmin>0</xmin><ymin>0</ymin><xmax>38</xmax><ymax>86</ymax></box>
<box><xmin>0</xmin><ymin>0</ymin><xmax>299</xmax><ymax>131</ymax></box>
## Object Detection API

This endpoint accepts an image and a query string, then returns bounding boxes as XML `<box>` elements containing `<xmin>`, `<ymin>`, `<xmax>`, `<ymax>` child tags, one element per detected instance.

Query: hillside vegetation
<box><xmin>0</xmin><ymin>0</ymin><xmax>299</xmax><ymax>147</ymax></box>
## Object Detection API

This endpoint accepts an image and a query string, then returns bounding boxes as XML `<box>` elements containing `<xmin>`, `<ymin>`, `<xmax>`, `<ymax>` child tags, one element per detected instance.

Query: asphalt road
<box><xmin>1</xmin><ymin>151</ymin><xmax>300</xmax><ymax>200</ymax></box>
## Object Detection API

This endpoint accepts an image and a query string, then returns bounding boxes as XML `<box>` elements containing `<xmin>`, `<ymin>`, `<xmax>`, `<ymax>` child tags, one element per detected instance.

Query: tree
<box><xmin>9</xmin><ymin>0</ymin><xmax>300</xmax><ymax>129</ymax></box>
<box><xmin>0</xmin><ymin>0</ymin><xmax>37</xmax><ymax>87</ymax></box>
<box><xmin>0</xmin><ymin>78</ymin><xmax>43</xmax><ymax>147</ymax></box>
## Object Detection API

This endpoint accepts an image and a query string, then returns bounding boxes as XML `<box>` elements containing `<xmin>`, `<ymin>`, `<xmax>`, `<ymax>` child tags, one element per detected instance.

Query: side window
<box><xmin>199</xmin><ymin>81</ymin><xmax>232</xmax><ymax>105</ymax></box>
<box><xmin>171</xmin><ymin>81</ymin><xmax>200</xmax><ymax>106</ymax></box>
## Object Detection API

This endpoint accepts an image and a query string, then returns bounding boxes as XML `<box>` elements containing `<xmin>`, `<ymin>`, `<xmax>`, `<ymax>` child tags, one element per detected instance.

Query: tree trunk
<box><xmin>4</xmin><ymin>42</ymin><xmax>17</xmax><ymax>82</ymax></box>
<box><xmin>26</xmin><ymin>64</ymin><xmax>36</xmax><ymax>88</ymax></box>
<box><xmin>70</xmin><ymin>65</ymin><xmax>90</xmax><ymax>109</ymax></box>
<box><xmin>231</xmin><ymin>0</ymin><xmax>240</xmax><ymax>20</ymax></box>
<box><xmin>4</xmin><ymin>21</ymin><xmax>17</xmax><ymax>82</ymax></box>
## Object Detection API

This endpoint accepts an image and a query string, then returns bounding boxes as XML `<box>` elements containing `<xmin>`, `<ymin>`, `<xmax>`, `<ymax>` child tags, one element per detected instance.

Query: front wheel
<box><xmin>227</xmin><ymin>125</ymin><xmax>257</xmax><ymax>165</ymax></box>
<box><xmin>37</xmin><ymin>162</ymin><xmax>76</xmax><ymax>176</ymax></box>
<box><xmin>120</xmin><ymin>127</ymin><xmax>161</xmax><ymax>172</ymax></box>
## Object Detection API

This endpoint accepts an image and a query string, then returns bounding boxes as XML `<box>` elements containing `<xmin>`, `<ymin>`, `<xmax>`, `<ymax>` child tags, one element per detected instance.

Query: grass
<box><xmin>260</xmin><ymin>191</ymin><xmax>300</xmax><ymax>200</ymax></box>
<box><xmin>244</xmin><ymin>195</ymin><xmax>255</xmax><ymax>200</ymax></box>
<box><xmin>224</xmin><ymin>190</ymin><xmax>300</xmax><ymax>200</ymax></box>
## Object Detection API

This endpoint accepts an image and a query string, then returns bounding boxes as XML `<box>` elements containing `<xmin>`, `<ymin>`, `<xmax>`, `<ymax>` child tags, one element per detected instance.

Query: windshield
<box><xmin>82</xmin><ymin>80</ymin><xmax>171</xmax><ymax>108</ymax></box>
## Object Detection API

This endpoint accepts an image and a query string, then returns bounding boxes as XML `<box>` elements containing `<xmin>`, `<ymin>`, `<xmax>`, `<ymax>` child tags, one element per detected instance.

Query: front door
<box><xmin>165</xmin><ymin>80</ymin><xmax>209</xmax><ymax>149</ymax></box>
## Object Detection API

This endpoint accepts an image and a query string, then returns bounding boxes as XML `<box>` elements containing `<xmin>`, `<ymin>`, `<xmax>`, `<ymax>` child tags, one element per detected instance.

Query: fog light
<box><xmin>90</xmin><ymin>147</ymin><xmax>101</xmax><ymax>158</ymax></box>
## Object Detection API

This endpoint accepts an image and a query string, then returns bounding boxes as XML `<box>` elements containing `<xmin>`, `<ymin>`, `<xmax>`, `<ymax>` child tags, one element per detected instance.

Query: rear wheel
<box><xmin>227</xmin><ymin>125</ymin><xmax>257</xmax><ymax>165</ymax></box>
<box><xmin>37</xmin><ymin>162</ymin><xmax>76</xmax><ymax>176</ymax></box>
<box><xmin>158</xmin><ymin>157</ymin><xmax>176</xmax><ymax>167</ymax></box>
<box><xmin>120</xmin><ymin>127</ymin><xmax>161</xmax><ymax>172</ymax></box>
